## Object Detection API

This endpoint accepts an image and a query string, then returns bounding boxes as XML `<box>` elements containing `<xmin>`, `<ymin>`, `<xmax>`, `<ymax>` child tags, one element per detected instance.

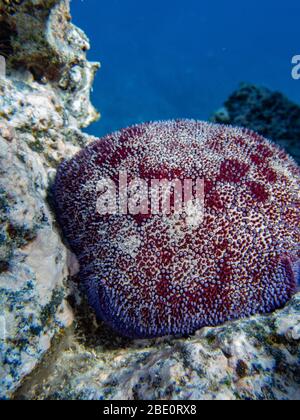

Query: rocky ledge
<box><xmin>0</xmin><ymin>0</ymin><xmax>299</xmax><ymax>401</ymax></box>
<box><xmin>212</xmin><ymin>83</ymin><xmax>300</xmax><ymax>164</ymax></box>
<box><xmin>16</xmin><ymin>293</ymin><xmax>300</xmax><ymax>400</ymax></box>
<box><xmin>0</xmin><ymin>0</ymin><xmax>98</xmax><ymax>399</ymax></box>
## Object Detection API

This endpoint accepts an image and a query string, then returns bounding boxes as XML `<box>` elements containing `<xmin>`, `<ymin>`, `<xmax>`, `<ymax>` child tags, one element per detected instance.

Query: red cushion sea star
<box><xmin>54</xmin><ymin>120</ymin><xmax>300</xmax><ymax>338</ymax></box>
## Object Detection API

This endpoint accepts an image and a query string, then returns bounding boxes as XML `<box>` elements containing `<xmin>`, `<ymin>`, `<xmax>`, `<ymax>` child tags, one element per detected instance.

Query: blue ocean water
<box><xmin>71</xmin><ymin>0</ymin><xmax>300</xmax><ymax>138</ymax></box>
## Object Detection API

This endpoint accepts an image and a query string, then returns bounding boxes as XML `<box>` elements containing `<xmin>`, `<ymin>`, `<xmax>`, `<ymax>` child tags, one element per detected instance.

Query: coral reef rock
<box><xmin>0</xmin><ymin>0</ymin><xmax>99</xmax><ymax>399</ymax></box>
<box><xmin>16</xmin><ymin>293</ymin><xmax>300</xmax><ymax>400</ymax></box>
<box><xmin>212</xmin><ymin>83</ymin><xmax>300</xmax><ymax>165</ymax></box>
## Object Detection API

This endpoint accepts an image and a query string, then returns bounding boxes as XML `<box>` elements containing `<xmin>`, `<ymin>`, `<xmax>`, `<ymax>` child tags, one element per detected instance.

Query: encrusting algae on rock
<box><xmin>54</xmin><ymin>120</ymin><xmax>300</xmax><ymax>339</ymax></box>
<box><xmin>0</xmin><ymin>0</ymin><xmax>100</xmax><ymax>399</ymax></box>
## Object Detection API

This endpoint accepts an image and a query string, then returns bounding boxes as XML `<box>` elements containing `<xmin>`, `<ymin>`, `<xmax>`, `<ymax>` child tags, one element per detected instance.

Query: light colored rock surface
<box><xmin>0</xmin><ymin>0</ymin><xmax>99</xmax><ymax>399</ymax></box>
<box><xmin>16</xmin><ymin>293</ymin><xmax>300</xmax><ymax>400</ymax></box>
